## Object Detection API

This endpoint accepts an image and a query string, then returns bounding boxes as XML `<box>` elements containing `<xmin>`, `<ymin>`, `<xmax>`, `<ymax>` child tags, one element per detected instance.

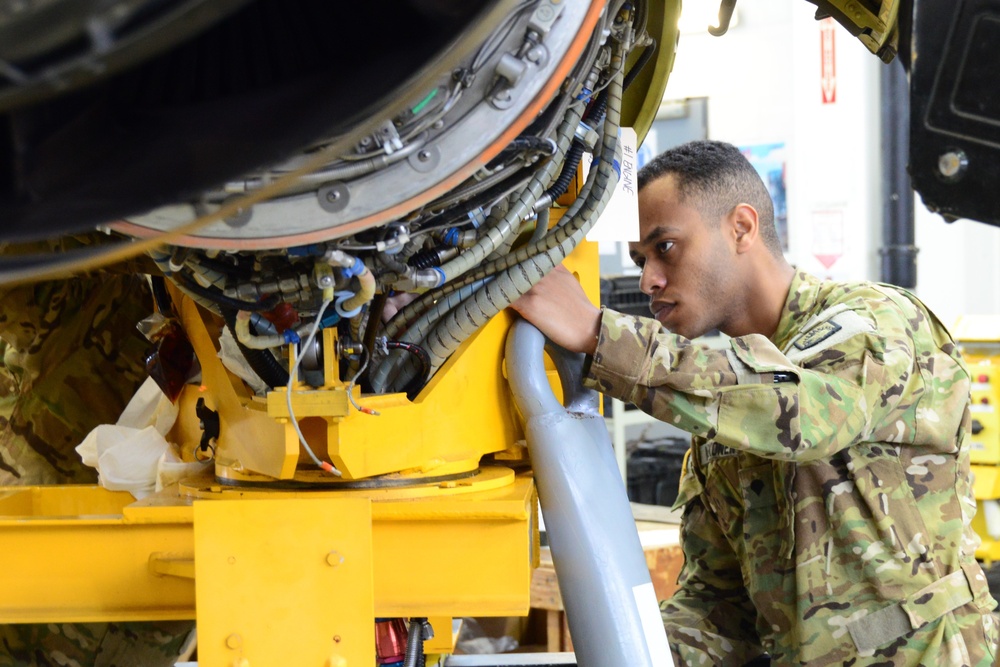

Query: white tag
<box><xmin>586</xmin><ymin>127</ymin><xmax>640</xmax><ymax>242</ymax></box>
<box><xmin>632</xmin><ymin>582</ymin><xmax>674</xmax><ymax>667</ymax></box>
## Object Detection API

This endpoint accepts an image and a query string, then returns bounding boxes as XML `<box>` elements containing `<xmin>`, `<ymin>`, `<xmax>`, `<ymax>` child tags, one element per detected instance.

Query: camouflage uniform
<box><xmin>0</xmin><ymin>238</ymin><xmax>195</xmax><ymax>666</ymax></box>
<box><xmin>585</xmin><ymin>269</ymin><xmax>998</xmax><ymax>666</ymax></box>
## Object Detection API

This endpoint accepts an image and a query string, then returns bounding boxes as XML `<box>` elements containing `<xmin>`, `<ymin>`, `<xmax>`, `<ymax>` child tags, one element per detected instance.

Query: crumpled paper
<box><xmin>76</xmin><ymin>376</ymin><xmax>210</xmax><ymax>498</ymax></box>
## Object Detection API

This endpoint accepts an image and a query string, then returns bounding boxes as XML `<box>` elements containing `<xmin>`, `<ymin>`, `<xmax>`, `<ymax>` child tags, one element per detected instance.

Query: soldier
<box><xmin>0</xmin><ymin>237</ymin><xmax>195</xmax><ymax>666</ymax></box>
<box><xmin>512</xmin><ymin>140</ymin><xmax>998</xmax><ymax>665</ymax></box>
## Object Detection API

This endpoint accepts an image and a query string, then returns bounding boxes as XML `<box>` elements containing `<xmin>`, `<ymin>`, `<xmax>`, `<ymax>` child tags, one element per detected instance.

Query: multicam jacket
<box><xmin>584</xmin><ymin>269</ymin><xmax>997</xmax><ymax>666</ymax></box>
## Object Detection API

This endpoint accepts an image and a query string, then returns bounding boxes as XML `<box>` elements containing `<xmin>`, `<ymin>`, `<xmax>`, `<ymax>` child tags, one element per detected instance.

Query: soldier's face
<box><xmin>632</xmin><ymin>176</ymin><xmax>740</xmax><ymax>339</ymax></box>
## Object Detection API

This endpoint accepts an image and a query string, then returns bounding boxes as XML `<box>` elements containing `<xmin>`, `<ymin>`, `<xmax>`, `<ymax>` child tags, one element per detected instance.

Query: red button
<box><xmin>979</xmin><ymin>374</ymin><xmax>990</xmax><ymax>383</ymax></box>
<box><xmin>982</xmin><ymin>397</ymin><xmax>991</xmax><ymax>405</ymax></box>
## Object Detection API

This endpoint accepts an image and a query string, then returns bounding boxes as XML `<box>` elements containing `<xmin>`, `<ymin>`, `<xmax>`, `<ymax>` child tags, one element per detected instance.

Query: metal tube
<box><xmin>879</xmin><ymin>57</ymin><xmax>918</xmax><ymax>288</ymax></box>
<box><xmin>505</xmin><ymin>320</ymin><xmax>673</xmax><ymax>667</ymax></box>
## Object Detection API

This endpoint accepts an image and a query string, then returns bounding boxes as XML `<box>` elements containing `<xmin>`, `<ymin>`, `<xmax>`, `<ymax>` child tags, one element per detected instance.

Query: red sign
<box><xmin>820</xmin><ymin>18</ymin><xmax>837</xmax><ymax>104</ymax></box>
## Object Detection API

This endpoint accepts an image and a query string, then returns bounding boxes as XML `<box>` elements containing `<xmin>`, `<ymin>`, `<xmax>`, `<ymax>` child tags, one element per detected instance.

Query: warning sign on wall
<box><xmin>820</xmin><ymin>18</ymin><xmax>837</xmax><ymax>104</ymax></box>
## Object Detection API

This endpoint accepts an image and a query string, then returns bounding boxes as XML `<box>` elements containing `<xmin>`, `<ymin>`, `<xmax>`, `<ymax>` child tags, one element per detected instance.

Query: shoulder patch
<box><xmin>793</xmin><ymin>321</ymin><xmax>842</xmax><ymax>350</ymax></box>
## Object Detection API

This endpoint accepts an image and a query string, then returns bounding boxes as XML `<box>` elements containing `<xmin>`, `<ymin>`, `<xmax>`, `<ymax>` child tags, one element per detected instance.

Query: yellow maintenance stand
<box><xmin>954</xmin><ymin>315</ymin><xmax>1000</xmax><ymax>563</ymax></box>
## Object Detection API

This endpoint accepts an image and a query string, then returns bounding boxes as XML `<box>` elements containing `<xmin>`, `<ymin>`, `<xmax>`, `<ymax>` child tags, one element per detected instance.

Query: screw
<box><xmin>227</xmin><ymin>556</ymin><xmax>236</xmax><ymax>565</ymax></box>
<box><xmin>326</xmin><ymin>551</ymin><xmax>345</xmax><ymax>567</ymax></box>
<box><xmin>418</xmin><ymin>150</ymin><xmax>432</xmax><ymax>162</ymax></box>
<box><xmin>326</xmin><ymin>190</ymin><xmax>341</xmax><ymax>202</ymax></box>
<box><xmin>226</xmin><ymin>633</ymin><xmax>242</xmax><ymax>649</ymax></box>
<box><xmin>333</xmin><ymin>635</ymin><xmax>342</xmax><ymax>643</ymax></box>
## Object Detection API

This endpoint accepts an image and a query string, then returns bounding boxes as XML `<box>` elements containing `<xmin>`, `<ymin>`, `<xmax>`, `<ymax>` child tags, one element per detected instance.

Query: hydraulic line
<box><xmin>380</xmin><ymin>136</ymin><xmax>603</xmax><ymax>347</ymax></box>
<box><xmin>418</xmin><ymin>48</ymin><xmax>624</xmax><ymax>376</ymax></box>
<box><xmin>361</xmin><ymin>291</ymin><xmax>388</xmax><ymax>366</ymax></box>
<box><xmin>371</xmin><ymin>276</ymin><xmax>493</xmax><ymax>394</ymax></box>
<box><xmin>385</xmin><ymin>140</ymin><xmax>614</xmax><ymax>391</ymax></box>
<box><xmin>528</xmin><ymin>209</ymin><xmax>551</xmax><ymax>245</ymax></box>
<box><xmin>325</xmin><ymin>250</ymin><xmax>376</xmax><ymax>314</ymax></box>
<box><xmin>220</xmin><ymin>307</ymin><xmax>290</xmax><ymax>389</ymax></box>
<box><xmin>380</xmin><ymin>96</ymin><xmax>595</xmax><ymax>344</ymax></box>
<box><xmin>429</xmin><ymin>97</ymin><xmax>587</xmax><ymax>287</ymax></box>
<box><xmin>149</xmin><ymin>250</ymin><xmax>240</xmax><ymax>314</ymax></box>
<box><xmin>172</xmin><ymin>272</ymin><xmax>280</xmax><ymax>313</ymax></box>
<box><xmin>388</xmin><ymin>73</ymin><xmax>620</xmax><ymax>392</ymax></box>
<box><xmin>382</xmin><ymin>98</ymin><xmax>607</xmax><ymax>362</ymax></box>
<box><xmin>384</xmin><ymin>340</ymin><xmax>431</xmax><ymax>399</ymax></box>
<box><xmin>216</xmin><ymin>133</ymin><xmax>430</xmax><ymax>201</ymax></box>
<box><xmin>233</xmin><ymin>310</ymin><xmax>311</xmax><ymax>349</ymax></box>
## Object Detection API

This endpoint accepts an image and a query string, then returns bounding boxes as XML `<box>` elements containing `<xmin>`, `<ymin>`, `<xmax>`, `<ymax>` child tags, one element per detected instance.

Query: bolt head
<box><xmin>326</xmin><ymin>551</ymin><xmax>345</xmax><ymax>567</ymax></box>
<box><xmin>226</xmin><ymin>633</ymin><xmax>242</xmax><ymax>649</ymax></box>
<box><xmin>938</xmin><ymin>150</ymin><xmax>968</xmax><ymax>181</ymax></box>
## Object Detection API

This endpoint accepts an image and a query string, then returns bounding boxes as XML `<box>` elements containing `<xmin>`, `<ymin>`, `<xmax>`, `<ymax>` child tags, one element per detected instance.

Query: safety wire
<box><xmin>285</xmin><ymin>298</ymin><xmax>342</xmax><ymax>476</ymax></box>
<box><xmin>346</xmin><ymin>347</ymin><xmax>379</xmax><ymax>416</ymax></box>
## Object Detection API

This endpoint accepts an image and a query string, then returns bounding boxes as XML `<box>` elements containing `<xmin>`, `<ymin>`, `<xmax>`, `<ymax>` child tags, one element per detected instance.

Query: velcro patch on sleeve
<box><xmin>793</xmin><ymin>321</ymin><xmax>842</xmax><ymax>350</ymax></box>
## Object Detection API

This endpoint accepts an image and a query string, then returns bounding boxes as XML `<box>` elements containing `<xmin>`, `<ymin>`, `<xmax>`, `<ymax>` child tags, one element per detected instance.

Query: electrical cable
<box><xmin>286</xmin><ymin>298</ymin><xmax>343</xmax><ymax>476</ymax></box>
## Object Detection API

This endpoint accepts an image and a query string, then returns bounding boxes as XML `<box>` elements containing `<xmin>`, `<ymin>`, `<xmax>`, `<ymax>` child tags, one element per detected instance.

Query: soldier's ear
<box><xmin>731</xmin><ymin>203</ymin><xmax>759</xmax><ymax>254</ymax></box>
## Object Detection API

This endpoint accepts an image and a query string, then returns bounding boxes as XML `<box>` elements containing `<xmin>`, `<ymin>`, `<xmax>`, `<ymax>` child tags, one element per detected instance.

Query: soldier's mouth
<box><xmin>651</xmin><ymin>301</ymin><xmax>675</xmax><ymax>323</ymax></box>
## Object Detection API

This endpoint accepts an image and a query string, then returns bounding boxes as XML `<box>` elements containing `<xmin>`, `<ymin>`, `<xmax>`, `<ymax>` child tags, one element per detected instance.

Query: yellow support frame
<box><xmin>0</xmin><ymin>473</ymin><xmax>536</xmax><ymax>665</ymax></box>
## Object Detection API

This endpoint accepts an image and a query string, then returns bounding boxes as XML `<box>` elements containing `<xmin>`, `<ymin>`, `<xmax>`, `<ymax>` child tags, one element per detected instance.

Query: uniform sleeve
<box><xmin>584</xmin><ymin>303</ymin><xmax>917</xmax><ymax>463</ymax></box>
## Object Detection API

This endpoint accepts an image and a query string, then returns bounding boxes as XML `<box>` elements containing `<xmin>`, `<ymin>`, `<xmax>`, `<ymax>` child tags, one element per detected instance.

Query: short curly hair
<box><xmin>637</xmin><ymin>140</ymin><xmax>781</xmax><ymax>256</ymax></box>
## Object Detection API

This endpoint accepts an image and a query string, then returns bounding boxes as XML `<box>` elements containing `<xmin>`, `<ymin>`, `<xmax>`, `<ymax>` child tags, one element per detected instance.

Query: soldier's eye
<box><xmin>656</xmin><ymin>241</ymin><xmax>674</xmax><ymax>254</ymax></box>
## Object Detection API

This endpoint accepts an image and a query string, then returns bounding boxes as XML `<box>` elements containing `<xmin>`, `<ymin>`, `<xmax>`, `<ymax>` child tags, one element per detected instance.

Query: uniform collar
<box><xmin>770</xmin><ymin>269</ymin><xmax>822</xmax><ymax>350</ymax></box>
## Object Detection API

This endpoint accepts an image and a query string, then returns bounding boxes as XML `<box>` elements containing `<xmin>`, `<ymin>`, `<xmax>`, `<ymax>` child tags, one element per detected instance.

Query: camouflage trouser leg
<box><xmin>660</xmin><ymin>497</ymin><xmax>766</xmax><ymax>667</ymax></box>
<box><xmin>0</xmin><ymin>622</ymin><xmax>196</xmax><ymax>667</ymax></box>
<box><xmin>0</xmin><ymin>270</ymin><xmax>197</xmax><ymax>666</ymax></box>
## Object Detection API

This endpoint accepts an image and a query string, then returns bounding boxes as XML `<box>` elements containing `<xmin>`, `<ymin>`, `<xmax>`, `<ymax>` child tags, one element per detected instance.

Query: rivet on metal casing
<box><xmin>318</xmin><ymin>183</ymin><xmax>350</xmax><ymax>213</ymax></box>
<box><xmin>408</xmin><ymin>145</ymin><xmax>441</xmax><ymax>173</ymax></box>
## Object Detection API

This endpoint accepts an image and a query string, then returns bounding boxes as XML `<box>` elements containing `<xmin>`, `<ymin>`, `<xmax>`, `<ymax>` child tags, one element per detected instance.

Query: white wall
<box><xmin>657</xmin><ymin>0</ymin><xmax>1000</xmax><ymax>324</ymax></box>
<box><xmin>916</xmin><ymin>210</ymin><xmax>1000</xmax><ymax>326</ymax></box>
<box><xmin>787</xmin><ymin>3</ymin><xmax>882</xmax><ymax>282</ymax></box>
<box><xmin>666</xmin><ymin>1</ymin><xmax>794</xmax><ymax>151</ymax></box>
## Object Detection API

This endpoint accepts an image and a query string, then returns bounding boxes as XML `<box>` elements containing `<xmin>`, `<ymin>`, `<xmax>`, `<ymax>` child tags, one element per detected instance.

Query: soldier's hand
<box><xmin>510</xmin><ymin>265</ymin><xmax>601</xmax><ymax>355</ymax></box>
